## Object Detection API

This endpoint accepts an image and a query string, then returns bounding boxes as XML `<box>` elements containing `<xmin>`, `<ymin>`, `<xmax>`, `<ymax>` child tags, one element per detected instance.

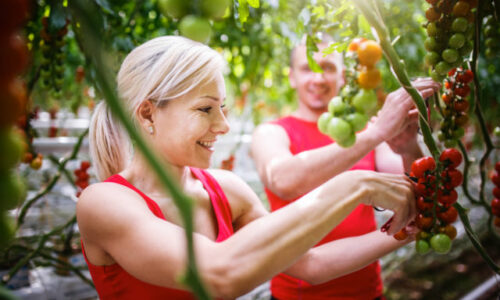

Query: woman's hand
<box><xmin>339</xmin><ymin>170</ymin><xmax>416</xmax><ymax>235</ymax></box>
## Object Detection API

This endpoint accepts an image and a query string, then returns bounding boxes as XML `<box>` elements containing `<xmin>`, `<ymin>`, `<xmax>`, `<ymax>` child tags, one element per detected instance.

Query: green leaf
<box><xmin>247</xmin><ymin>0</ymin><xmax>260</xmax><ymax>8</ymax></box>
<box><xmin>49</xmin><ymin>2</ymin><xmax>69</xmax><ymax>32</ymax></box>
<box><xmin>306</xmin><ymin>35</ymin><xmax>323</xmax><ymax>73</ymax></box>
<box><xmin>94</xmin><ymin>0</ymin><xmax>113</xmax><ymax>14</ymax></box>
<box><xmin>236</xmin><ymin>0</ymin><xmax>250</xmax><ymax>25</ymax></box>
<box><xmin>298</xmin><ymin>8</ymin><xmax>311</xmax><ymax>26</ymax></box>
<box><xmin>358</xmin><ymin>14</ymin><xmax>372</xmax><ymax>36</ymax></box>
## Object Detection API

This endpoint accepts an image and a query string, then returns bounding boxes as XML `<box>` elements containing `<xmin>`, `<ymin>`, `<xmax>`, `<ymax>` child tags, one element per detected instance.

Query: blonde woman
<box><xmin>77</xmin><ymin>36</ymin><xmax>416</xmax><ymax>299</ymax></box>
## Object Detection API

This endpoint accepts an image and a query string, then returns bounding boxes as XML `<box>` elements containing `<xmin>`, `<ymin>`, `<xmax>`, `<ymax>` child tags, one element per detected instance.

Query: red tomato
<box><xmin>442</xmin><ymin>93</ymin><xmax>453</xmax><ymax>104</ymax></box>
<box><xmin>454</xmin><ymin>85</ymin><xmax>470</xmax><ymax>97</ymax></box>
<box><xmin>453</xmin><ymin>100</ymin><xmax>469</xmax><ymax>112</ymax></box>
<box><xmin>437</xmin><ymin>189</ymin><xmax>458</xmax><ymax>205</ymax></box>
<box><xmin>496</xmin><ymin>162</ymin><xmax>500</xmax><ymax>173</ymax></box>
<box><xmin>491</xmin><ymin>172</ymin><xmax>500</xmax><ymax>187</ymax></box>
<box><xmin>494</xmin><ymin>187</ymin><xmax>500</xmax><ymax>199</ymax></box>
<box><xmin>442</xmin><ymin>169</ymin><xmax>463</xmax><ymax>189</ymax></box>
<box><xmin>439</xmin><ymin>148</ymin><xmax>462</xmax><ymax>168</ymax></box>
<box><xmin>491</xmin><ymin>199</ymin><xmax>500</xmax><ymax>217</ymax></box>
<box><xmin>437</xmin><ymin>206</ymin><xmax>458</xmax><ymax>224</ymax></box>
<box><xmin>448</xmin><ymin>68</ymin><xmax>457</xmax><ymax>76</ymax></box>
<box><xmin>416</xmin><ymin>213</ymin><xmax>433</xmax><ymax>230</ymax></box>
<box><xmin>81</xmin><ymin>160</ymin><xmax>91</xmax><ymax>170</ymax></box>
<box><xmin>456</xmin><ymin>69</ymin><xmax>473</xmax><ymax>83</ymax></box>
<box><xmin>417</xmin><ymin>196</ymin><xmax>434</xmax><ymax>212</ymax></box>
<box><xmin>411</xmin><ymin>157</ymin><xmax>436</xmax><ymax>178</ymax></box>
<box><xmin>393</xmin><ymin>228</ymin><xmax>408</xmax><ymax>241</ymax></box>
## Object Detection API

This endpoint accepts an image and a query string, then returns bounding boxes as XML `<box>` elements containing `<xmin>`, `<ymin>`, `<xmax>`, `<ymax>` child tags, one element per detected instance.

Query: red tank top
<box><xmin>266</xmin><ymin>116</ymin><xmax>383</xmax><ymax>300</ymax></box>
<box><xmin>82</xmin><ymin>167</ymin><xmax>234</xmax><ymax>300</ymax></box>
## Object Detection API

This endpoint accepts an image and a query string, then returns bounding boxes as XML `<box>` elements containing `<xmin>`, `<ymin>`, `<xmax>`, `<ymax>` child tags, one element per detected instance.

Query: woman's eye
<box><xmin>198</xmin><ymin>107</ymin><xmax>212</xmax><ymax>113</ymax></box>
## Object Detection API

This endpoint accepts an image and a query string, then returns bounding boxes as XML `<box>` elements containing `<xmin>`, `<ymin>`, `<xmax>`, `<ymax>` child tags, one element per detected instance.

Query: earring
<box><xmin>147</xmin><ymin>125</ymin><xmax>154</xmax><ymax>135</ymax></box>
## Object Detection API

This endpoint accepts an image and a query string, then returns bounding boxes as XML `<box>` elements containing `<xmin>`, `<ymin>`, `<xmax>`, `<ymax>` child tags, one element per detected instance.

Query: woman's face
<box><xmin>151</xmin><ymin>73</ymin><xmax>229</xmax><ymax>169</ymax></box>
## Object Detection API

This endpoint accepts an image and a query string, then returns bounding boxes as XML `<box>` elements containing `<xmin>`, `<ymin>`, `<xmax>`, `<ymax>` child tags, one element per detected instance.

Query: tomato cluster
<box><xmin>483</xmin><ymin>11</ymin><xmax>500</xmax><ymax>59</ymax></box>
<box><xmin>423</xmin><ymin>0</ymin><xmax>476</xmax><ymax>82</ymax></box>
<box><xmin>0</xmin><ymin>0</ymin><xmax>30</xmax><ymax>245</ymax></box>
<box><xmin>38</xmin><ymin>17</ymin><xmax>69</xmax><ymax>98</ymax></box>
<box><xmin>437</xmin><ymin>67</ymin><xmax>473</xmax><ymax>148</ymax></box>
<box><xmin>158</xmin><ymin>0</ymin><xmax>231</xmax><ymax>44</ymax></box>
<box><xmin>317</xmin><ymin>38</ymin><xmax>382</xmax><ymax>147</ymax></box>
<box><xmin>74</xmin><ymin>161</ymin><xmax>91</xmax><ymax>197</ymax></box>
<box><xmin>490</xmin><ymin>162</ymin><xmax>500</xmax><ymax>227</ymax></box>
<box><xmin>399</xmin><ymin>149</ymin><xmax>464</xmax><ymax>254</ymax></box>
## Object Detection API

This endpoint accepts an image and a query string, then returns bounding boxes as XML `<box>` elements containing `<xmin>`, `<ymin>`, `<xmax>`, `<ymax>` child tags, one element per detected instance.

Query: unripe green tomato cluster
<box><xmin>423</xmin><ymin>0</ymin><xmax>475</xmax><ymax>82</ymax></box>
<box><xmin>158</xmin><ymin>0</ymin><xmax>231</xmax><ymax>44</ymax></box>
<box><xmin>39</xmin><ymin>17</ymin><xmax>68</xmax><ymax>98</ymax></box>
<box><xmin>483</xmin><ymin>14</ymin><xmax>500</xmax><ymax>59</ymax></box>
<box><xmin>318</xmin><ymin>89</ymin><xmax>377</xmax><ymax>147</ymax></box>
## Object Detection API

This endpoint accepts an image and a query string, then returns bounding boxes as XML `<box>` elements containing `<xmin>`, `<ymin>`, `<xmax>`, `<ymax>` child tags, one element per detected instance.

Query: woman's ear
<box><xmin>136</xmin><ymin>100</ymin><xmax>155</xmax><ymax>128</ymax></box>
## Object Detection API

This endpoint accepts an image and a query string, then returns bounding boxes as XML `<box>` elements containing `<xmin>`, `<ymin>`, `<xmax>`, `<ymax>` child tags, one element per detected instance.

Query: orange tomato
<box><xmin>357</xmin><ymin>67</ymin><xmax>381</xmax><ymax>89</ymax></box>
<box><xmin>425</xmin><ymin>7</ymin><xmax>441</xmax><ymax>22</ymax></box>
<box><xmin>453</xmin><ymin>1</ymin><xmax>470</xmax><ymax>17</ymax></box>
<box><xmin>357</xmin><ymin>40</ymin><xmax>382</xmax><ymax>67</ymax></box>
<box><xmin>348</xmin><ymin>37</ymin><xmax>367</xmax><ymax>52</ymax></box>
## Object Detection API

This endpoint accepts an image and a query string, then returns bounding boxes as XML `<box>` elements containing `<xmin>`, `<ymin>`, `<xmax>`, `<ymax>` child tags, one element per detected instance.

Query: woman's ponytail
<box><xmin>89</xmin><ymin>101</ymin><xmax>130</xmax><ymax>180</ymax></box>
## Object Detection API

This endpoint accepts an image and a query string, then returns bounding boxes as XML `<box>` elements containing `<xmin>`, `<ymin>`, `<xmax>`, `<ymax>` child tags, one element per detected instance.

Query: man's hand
<box><xmin>385</xmin><ymin>109</ymin><xmax>419</xmax><ymax>155</ymax></box>
<box><xmin>371</xmin><ymin>78</ymin><xmax>440</xmax><ymax>144</ymax></box>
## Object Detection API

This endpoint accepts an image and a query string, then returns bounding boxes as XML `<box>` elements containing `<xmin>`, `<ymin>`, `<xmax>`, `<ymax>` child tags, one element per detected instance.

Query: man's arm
<box><xmin>251</xmin><ymin>123</ymin><xmax>384</xmax><ymax>200</ymax></box>
<box><xmin>251</xmin><ymin>78</ymin><xmax>440</xmax><ymax>200</ymax></box>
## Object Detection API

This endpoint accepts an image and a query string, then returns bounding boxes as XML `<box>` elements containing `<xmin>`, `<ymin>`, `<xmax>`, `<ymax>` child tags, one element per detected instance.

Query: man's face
<box><xmin>289</xmin><ymin>43</ymin><xmax>344</xmax><ymax>112</ymax></box>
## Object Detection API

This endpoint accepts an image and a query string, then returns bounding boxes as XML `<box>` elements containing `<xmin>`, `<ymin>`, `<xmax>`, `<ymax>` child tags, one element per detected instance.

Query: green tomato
<box><xmin>328</xmin><ymin>96</ymin><xmax>347</xmax><ymax>116</ymax></box>
<box><xmin>352</xmin><ymin>89</ymin><xmax>378</xmax><ymax>117</ymax></box>
<box><xmin>431</xmin><ymin>69</ymin><xmax>445</xmax><ymax>82</ymax></box>
<box><xmin>485</xmin><ymin>15</ymin><xmax>495</xmax><ymax>26</ymax></box>
<box><xmin>416</xmin><ymin>239</ymin><xmax>430</xmax><ymax>255</ymax></box>
<box><xmin>435</xmin><ymin>61</ymin><xmax>451</xmax><ymax>76</ymax></box>
<box><xmin>424</xmin><ymin>37</ymin><xmax>438</xmax><ymax>51</ymax></box>
<box><xmin>327</xmin><ymin>117</ymin><xmax>353</xmax><ymax>143</ymax></box>
<box><xmin>453</xmin><ymin>127</ymin><xmax>465</xmax><ymax>139</ymax></box>
<box><xmin>493</xmin><ymin>126</ymin><xmax>500</xmax><ymax>137</ymax></box>
<box><xmin>336</xmin><ymin>132</ymin><xmax>356</xmax><ymax>148</ymax></box>
<box><xmin>345</xmin><ymin>112</ymin><xmax>368</xmax><ymax>132</ymax></box>
<box><xmin>442</xmin><ymin>48</ymin><xmax>459</xmax><ymax>63</ymax></box>
<box><xmin>484</xmin><ymin>25</ymin><xmax>496</xmax><ymax>38</ymax></box>
<box><xmin>0</xmin><ymin>129</ymin><xmax>24</xmax><ymax>170</ymax></box>
<box><xmin>317</xmin><ymin>112</ymin><xmax>332</xmax><ymax>134</ymax></box>
<box><xmin>444</xmin><ymin>139</ymin><xmax>458</xmax><ymax>148</ymax></box>
<box><xmin>485</xmin><ymin>37</ymin><xmax>499</xmax><ymax>49</ymax></box>
<box><xmin>158</xmin><ymin>0</ymin><xmax>189</xmax><ymax>19</ymax></box>
<box><xmin>426</xmin><ymin>22</ymin><xmax>441</xmax><ymax>37</ymax></box>
<box><xmin>451</xmin><ymin>17</ymin><xmax>468</xmax><ymax>33</ymax></box>
<box><xmin>201</xmin><ymin>0</ymin><xmax>230</xmax><ymax>19</ymax></box>
<box><xmin>430</xmin><ymin>233</ymin><xmax>452</xmax><ymax>254</ymax></box>
<box><xmin>0</xmin><ymin>171</ymin><xmax>26</xmax><ymax>211</ymax></box>
<box><xmin>448</xmin><ymin>33</ymin><xmax>465</xmax><ymax>49</ymax></box>
<box><xmin>0</xmin><ymin>212</ymin><xmax>15</xmax><ymax>245</ymax></box>
<box><xmin>179</xmin><ymin>16</ymin><xmax>212</xmax><ymax>44</ymax></box>
<box><xmin>459</xmin><ymin>41</ymin><xmax>473</xmax><ymax>57</ymax></box>
<box><xmin>425</xmin><ymin>52</ymin><xmax>440</xmax><ymax>67</ymax></box>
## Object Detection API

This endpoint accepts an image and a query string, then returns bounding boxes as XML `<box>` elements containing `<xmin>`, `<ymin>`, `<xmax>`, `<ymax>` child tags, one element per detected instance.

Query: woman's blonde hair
<box><xmin>89</xmin><ymin>36</ymin><xmax>226</xmax><ymax>180</ymax></box>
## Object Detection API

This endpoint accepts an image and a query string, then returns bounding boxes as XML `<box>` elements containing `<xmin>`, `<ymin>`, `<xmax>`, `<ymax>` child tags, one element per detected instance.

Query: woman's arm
<box><xmin>77</xmin><ymin>170</ymin><xmax>414</xmax><ymax>299</ymax></box>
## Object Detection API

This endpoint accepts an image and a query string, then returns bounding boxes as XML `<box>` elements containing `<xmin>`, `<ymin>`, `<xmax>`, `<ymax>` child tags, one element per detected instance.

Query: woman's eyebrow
<box><xmin>201</xmin><ymin>95</ymin><xmax>226</xmax><ymax>102</ymax></box>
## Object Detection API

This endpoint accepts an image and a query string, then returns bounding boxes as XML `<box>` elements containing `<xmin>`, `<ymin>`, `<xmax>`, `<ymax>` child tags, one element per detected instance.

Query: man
<box><xmin>250</xmin><ymin>38</ymin><xmax>440</xmax><ymax>300</ymax></box>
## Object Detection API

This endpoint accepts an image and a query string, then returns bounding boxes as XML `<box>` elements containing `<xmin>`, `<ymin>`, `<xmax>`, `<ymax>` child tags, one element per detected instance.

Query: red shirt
<box><xmin>82</xmin><ymin>168</ymin><xmax>233</xmax><ymax>300</ymax></box>
<box><xmin>266</xmin><ymin>116</ymin><xmax>382</xmax><ymax>300</ymax></box>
